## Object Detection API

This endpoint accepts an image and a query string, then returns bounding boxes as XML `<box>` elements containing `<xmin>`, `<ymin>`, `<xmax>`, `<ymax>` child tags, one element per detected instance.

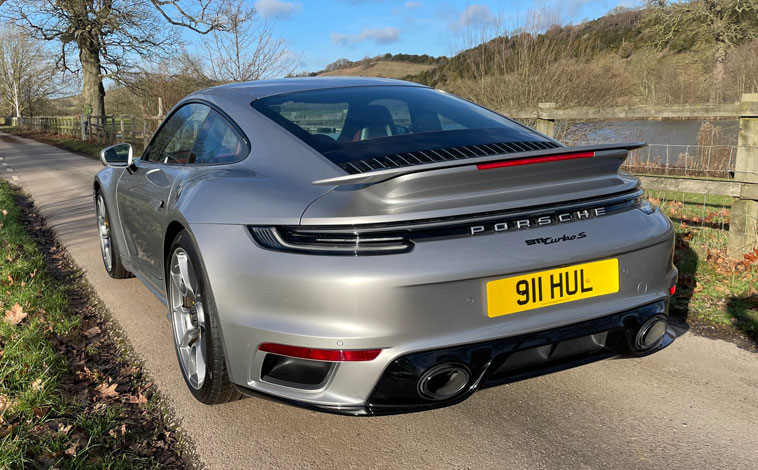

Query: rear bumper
<box><xmin>235</xmin><ymin>299</ymin><xmax>674</xmax><ymax>415</ymax></box>
<box><xmin>189</xmin><ymin>203</ymin><xmax>676</xmax><ymax>411</ymax></box>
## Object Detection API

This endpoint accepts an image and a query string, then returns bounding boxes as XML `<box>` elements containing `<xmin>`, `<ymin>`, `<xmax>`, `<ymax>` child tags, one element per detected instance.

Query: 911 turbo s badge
<box><xmin>469</xmin><ymin>207</ymin><xmax>605</xmax><ymax>235</ymax></box>
<box><xmin>525</xmin><ymin>232</ymin><xmax>586</xmax><ymax>246</ymax></box>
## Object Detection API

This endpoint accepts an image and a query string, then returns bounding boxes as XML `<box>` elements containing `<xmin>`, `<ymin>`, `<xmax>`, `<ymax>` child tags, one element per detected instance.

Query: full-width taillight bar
<box><xmin>476</xmin><ymin>151</ymin><xmax>595</xmax><ymax>170</ymax></box>
<box><xmin>258</xmin><ymin>343</ymin><xmax>382</xmax><ymax>361</ymax></box>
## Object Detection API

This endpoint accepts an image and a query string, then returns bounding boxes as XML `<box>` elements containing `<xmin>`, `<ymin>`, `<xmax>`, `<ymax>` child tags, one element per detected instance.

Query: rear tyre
<box><xmin>95</xmin><ymin>191</ymin><xmax>131</xmax><ymax>279</ymax></box>
<box><xmin>167</xmin><ymin>230</ymin><xmax>241</xmax><ymax>404</ymax></box>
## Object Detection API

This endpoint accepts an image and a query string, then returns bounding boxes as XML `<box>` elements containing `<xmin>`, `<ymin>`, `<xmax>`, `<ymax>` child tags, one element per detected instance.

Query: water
<box><xmin>561</xmin><ymin>120</ymin><xmax>740</xmax><ymax>146</ymax></box>
<box><xmin>559</xmin><ymin>120</ymin><xmax>741</xmax><ymax>177</ymax></box>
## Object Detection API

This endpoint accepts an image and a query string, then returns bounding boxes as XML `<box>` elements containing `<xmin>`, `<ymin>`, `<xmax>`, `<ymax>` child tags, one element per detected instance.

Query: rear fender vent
<box><xmin>340</xmin><ymin>140</ymin><xmax>561</xmax><ymax>175</ymax></box>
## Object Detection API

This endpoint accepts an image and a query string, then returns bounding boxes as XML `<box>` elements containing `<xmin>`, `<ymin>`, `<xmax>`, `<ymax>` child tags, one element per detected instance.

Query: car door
<box><xmin>116</xmin><ymin>103</ymin><xmax>211</xmax><ymax>287</ymax></box>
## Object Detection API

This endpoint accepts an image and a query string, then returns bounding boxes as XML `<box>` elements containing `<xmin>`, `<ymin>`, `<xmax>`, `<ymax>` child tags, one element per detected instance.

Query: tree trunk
<box><xmin>78</xmin><ymin>42</ymin><xmax>106</xmax><ymax>117</ymax></box>
<box><xmin>710</xmin><ymin>44</ymin><xmax>727</xmax><ymax>103</ymax></box>
<box><xmin>12</xmin><ymin>82</ymin><xmax>21</xmax><ymax>118</ymax></box>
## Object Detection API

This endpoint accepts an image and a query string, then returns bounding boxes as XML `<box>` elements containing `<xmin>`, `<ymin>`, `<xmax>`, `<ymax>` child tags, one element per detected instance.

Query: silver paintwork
<box><xmin>94</xmin><ymin>77</ymin><xmax>677</xmax><ymax>408</ymax></box>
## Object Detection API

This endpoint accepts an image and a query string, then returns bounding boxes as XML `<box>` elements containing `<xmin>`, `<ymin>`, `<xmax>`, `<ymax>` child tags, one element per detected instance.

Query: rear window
<box><xmin>251</xmin><ymin>86</ymin><xmax>551</xmax><ymax>169</ymax></box>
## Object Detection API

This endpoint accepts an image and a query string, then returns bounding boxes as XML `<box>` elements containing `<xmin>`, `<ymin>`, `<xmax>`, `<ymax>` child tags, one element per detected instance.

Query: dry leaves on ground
<box><xmin>94</xmin><ymin>381</ymin><xmax>119</xmax><ymax>400</ymax></box>
<box><xmin>4</xmin><ymin>303</ymin><xmax>27</xmax><ymax>325</ymax></box>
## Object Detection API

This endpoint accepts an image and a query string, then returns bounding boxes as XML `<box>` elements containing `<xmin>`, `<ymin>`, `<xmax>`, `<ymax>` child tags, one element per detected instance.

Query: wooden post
<box><xmin>130</xmin><ymin>116</ymin><xmax>136</xmax><ymax>147</ymax></box>
<box><xmin>80</xmin><ymin>114</ymin><xmax>86</xmax><ymax>140</ymax></box>
<box><xmin>536</xmin><ymin>102</ymin><xmax>556</xmax><ymax>138</ymax></box>
<box><xmin>728</xmin><ymin>93</ymin><xmax>758</xmax><ymax>258</ymax></box>
<box><xmin>157</xmin><ymin>97</ymin><xmax>164</xmax><ymax>118</ymax></box>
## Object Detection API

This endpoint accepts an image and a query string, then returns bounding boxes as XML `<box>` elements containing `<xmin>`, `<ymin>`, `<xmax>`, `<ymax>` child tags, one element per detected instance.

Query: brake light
<box><xmin>258</xmin><ymin>343</ymin><xmax>382</xmax><ymax>361</ymax></box>
<box><xmin>476</xmin><ymin>151</ymin><xmax>595</xmax><ymax>170</ymax></box>
<box><xmin>249</xmin><ymin>226</ymin><xmax>413</xmax><ymax>256</ymax></box>
<box><xmin>669</xmin><ymin>285</ymin><xmax>676</xmax><ymax>296</ymax></box>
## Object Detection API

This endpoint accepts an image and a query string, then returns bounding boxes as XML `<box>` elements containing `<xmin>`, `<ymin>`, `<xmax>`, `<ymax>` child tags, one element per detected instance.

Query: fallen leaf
<box><xmin>95</xmin><ymin>382</ymin><xmax>119</xmax><ymax>399</ymax></box>
<box><xmin>31</xmin><ymin>378</ymin><xmax>44</xmax><ymax>392</ymax></box>
<box><xmin>64</xmin><ymin>444</ymin><xmax>78</xmax><ymax>456</ymax></box>
<box><xmin>0</xmin><ymin>423</ymin><xmax>17</xmax><ymax>438</ymax></box>
<box><xmin>71</xmin><ymin>362</ymin><xmax>94</xmax><ymax>383</ymax></box>
<box><xmin>6</xmin><ymin>275</ymin><xmax>12</xmax><ymax>286</ymax></box>
<box><xmin>4</xmin><ymin>303</ymin><xmax>27</xmax><ymax>325</ymax></box>
<box><xmin>33</xmin><ymin>406</ymin><xmax>50</xmax><ymax>417</ymax></box>
<box><xmin>128</xmin><ymin>392</ymin><xmax>147</xmax><ymax>405</ymax></box>
<box><xmin>83</xmin><ymin>326</ymin><xmax>101</xmax><ymax>338</ymax></box>
<box><xmin>57</xmin><ymin>422</ymin><xmax>73</xmax><ymax>435</ymax></box>
<box><xmin>0</xmin><ymin>394</ymin><xmax>17</xmax><ymax>413</ymax></box>
<box><xmin>1</xmin><ymin>209</ymin><xmax>6</xmax><ymax>216</ymax></box>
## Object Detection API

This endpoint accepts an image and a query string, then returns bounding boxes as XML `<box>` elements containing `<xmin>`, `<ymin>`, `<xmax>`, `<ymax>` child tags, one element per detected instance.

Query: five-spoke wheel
<box><xmin>95</xmin><ymin>191</ymin><xmax>131</xmax><ymax>279</ymax></box>
<box><xmin>167</xmin><ymin>231</ymin><xmax>241</xmax><ymax>404</ymax></box>
<box><xmin>169</xmin><ymin>248</ymin><xmax>207</xmax><ymax>390</ymax></box>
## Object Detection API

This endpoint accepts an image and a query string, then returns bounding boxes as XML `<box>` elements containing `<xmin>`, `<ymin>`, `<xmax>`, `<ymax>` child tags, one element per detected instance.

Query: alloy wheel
<box><xmin>96</xmin><ymin>195</ymin><xmax>113</xmax><ymax>272</ymax></box>
<box><xmin>169</xmin><ymin>248</ymin><xmax>207</xmax><ymax>390</ymax></box>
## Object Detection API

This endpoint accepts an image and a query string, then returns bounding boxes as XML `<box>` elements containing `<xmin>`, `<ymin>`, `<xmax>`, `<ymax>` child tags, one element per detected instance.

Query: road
<box><xmin>1</xmin><ymin>132</ymin><xmax>757</xmax><ymax>469</ymax></box>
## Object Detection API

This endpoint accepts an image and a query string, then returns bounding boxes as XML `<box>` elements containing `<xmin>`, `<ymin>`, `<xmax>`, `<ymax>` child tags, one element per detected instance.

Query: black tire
<box><xmin>95</xmin><ymin>191</ymin><xmax>132</xmax><ymax>279</ymax></box>
<box><xmin>167</xmin><ymin>230</ymin><xmax>241</xmax><ymax>404</ymax></box>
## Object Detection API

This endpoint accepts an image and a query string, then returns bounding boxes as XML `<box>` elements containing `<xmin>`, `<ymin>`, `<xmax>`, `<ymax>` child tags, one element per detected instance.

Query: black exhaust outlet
<box><xmin>635</xmin><ymin>315</ymin><xmax>668</xmax><ymax>351</ymax></box>
<box><xmin>417</xmin><ymin>363</ymin><xmax>471</xmax><ymax>400</ymax></box>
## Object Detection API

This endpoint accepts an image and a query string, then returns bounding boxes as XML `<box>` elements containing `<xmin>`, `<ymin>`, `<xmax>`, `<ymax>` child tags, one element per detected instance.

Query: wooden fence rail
<box><xmin>14</xmin><ymin>114</ymin><xmax>163</xmax><ymax>151</ymax></box>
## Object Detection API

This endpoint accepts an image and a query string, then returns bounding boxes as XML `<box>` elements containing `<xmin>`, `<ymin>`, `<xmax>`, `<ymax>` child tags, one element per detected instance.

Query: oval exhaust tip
<box><xmin>418</xmin><ymin>364</ymin><xmax>471</xmax><ymax>401</ymax></box>
<box><xmin>635</xmin><ymin>316</ymin><xmax>668</xmax><ymax>351</ymax></box>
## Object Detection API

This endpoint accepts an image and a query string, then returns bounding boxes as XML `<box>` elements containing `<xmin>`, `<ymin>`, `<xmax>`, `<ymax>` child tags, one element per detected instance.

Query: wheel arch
<box><xmin>164</xmin><ymin>220</ymin><xmax>187</xmax><ymax>269</ymax></box>
<box><xmin>163</xmin><ymin>220</ymin><xmax>237</xmax><ymax>385</ymax></box>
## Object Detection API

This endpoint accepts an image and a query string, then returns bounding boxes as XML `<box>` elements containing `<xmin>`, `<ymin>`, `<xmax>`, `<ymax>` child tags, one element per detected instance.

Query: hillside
<box><xmin>311</xmin><ymin>3</ymin><xmax>758</xmax><ymax>110</ymax></box>
<box><xmin>318</xmin><ymin>60</ymin><xmax>436</xmax><ymax>79</ymax></box>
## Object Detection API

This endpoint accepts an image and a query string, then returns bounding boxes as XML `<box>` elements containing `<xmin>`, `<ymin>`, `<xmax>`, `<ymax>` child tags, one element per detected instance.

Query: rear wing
<box><xmin>312</xmin><ymin>143</ymin><xmax>646</xmax><ymax>186</ymax></box>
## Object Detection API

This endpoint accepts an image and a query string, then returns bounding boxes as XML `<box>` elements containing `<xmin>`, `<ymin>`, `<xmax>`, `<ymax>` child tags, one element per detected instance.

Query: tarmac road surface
<box><xmin>2</xmin><ymin>132</ymin><xmax>757</xmax><ymax>469</ymax></box>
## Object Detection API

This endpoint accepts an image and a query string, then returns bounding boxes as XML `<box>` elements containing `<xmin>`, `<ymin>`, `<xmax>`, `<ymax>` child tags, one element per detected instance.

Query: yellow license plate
<box><xmin>487</xmin><ymin>259</ymin><xmax>619</xmax><ymax>318</ymax></box>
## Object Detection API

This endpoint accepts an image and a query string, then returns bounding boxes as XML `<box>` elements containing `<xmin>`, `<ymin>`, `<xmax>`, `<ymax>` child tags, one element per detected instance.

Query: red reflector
<box><xmin>476</xmin><ymin>151</ymin><xmax>595</xmax><ymax>170</ymax></box>
<box><xmin>669</xmin><ymin>285</ymin><xmax>676</xmax><ymax>296</ymax></box>
<box><xmin>258</xmin><ymin>343</ymin><xmax>381</xmax><ymax>361</ymax></box>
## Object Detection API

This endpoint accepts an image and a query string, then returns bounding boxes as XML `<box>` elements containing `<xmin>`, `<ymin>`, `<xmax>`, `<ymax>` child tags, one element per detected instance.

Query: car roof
<box><xmin>196</xmin><ymin>76</ymin><xmax>428</xmax><ymax>100</ymax></box>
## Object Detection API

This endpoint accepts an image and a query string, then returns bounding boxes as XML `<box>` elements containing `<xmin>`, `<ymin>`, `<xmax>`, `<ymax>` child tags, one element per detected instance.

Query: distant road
<box><xmin>2</xmin><ymin>131</ymin><xmax>757</xmax><ymax>470</ymax></box>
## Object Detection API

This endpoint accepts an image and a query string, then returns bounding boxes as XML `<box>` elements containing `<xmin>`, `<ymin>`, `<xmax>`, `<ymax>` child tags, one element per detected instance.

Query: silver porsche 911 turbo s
<box><xmin>94</xmin><ymin>77</ymin><xmax>677</xmax><ymax>415</ymax></box>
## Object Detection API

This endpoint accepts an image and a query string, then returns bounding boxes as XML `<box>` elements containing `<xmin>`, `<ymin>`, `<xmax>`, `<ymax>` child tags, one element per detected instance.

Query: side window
<box><xmin>188</xmin><ymin>111</ymin><xmax>247</xmax><ymax>165</ymax></box>
<box><xmin>144</xmin><ymin>103</ymin><xmax>210</xmax><ymax>164</ymax></box>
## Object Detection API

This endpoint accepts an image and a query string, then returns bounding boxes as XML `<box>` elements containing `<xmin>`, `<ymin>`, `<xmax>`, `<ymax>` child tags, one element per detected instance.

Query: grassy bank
<box><xmin>0</xmin><ymin>180</ymin><xmax>188</xmax><ymax>468</ymax></box>
<box><xmin>651</xmin><ymin>190</ymin><xmax>758</xmax><ymax>348</ymax></box>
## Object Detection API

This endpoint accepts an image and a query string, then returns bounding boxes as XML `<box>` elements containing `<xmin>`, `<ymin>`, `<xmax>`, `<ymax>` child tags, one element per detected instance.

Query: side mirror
<box><xmin>100</xmin><ymin>143</ymin><xmax>134</xmax><ymax>168</ymax></box>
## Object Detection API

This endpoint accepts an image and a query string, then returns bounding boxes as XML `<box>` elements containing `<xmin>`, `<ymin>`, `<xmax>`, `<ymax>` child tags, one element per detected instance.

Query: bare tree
<box><xmin>643</xmin><ymin>0</ymin><xmax>758</xmax><ymax>102</ymax></box>
<box><xmin>0</xmin><ymin>24</ymin><xmax>59</xmax><ymax>117</ymax></box>
<box><xmin>0</xmin><ymin>0</ymin><xmax>232</xmax><ymax>117</ymax></box>
<box><xmin>185</xmin><ymin>3</ymin><xmax>298</xmax><ymax>83</ymax></box>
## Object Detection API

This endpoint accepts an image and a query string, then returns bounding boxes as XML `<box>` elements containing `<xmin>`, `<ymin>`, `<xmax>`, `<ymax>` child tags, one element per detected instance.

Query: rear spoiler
<box><xmin>312</xmin><ymin>143</ymin><xmax>646</xmax><ymax>186</ymax></box>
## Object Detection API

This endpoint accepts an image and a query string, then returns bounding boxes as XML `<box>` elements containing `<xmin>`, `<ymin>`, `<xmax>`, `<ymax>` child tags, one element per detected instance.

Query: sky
<box><xmin>244</xmin><ymin>0</ymin><xmax>640</xmax><ymax>73</ymax></box>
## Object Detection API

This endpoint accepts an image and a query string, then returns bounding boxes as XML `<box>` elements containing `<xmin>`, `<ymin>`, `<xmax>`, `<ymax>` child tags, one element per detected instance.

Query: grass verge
<box><xmin>0</xmin><ymin>180</ymin><xmax>190</xmax><ymax>468</ymax></box>
<box><xmin>0</xmin><ymin>127</ymin><xmax>145</xmax><ymax>160</ymax></box>
<box><xmin>650</xmin><ymin>190</ymin><xmax>758</xmax><ymax>351</ymax></box>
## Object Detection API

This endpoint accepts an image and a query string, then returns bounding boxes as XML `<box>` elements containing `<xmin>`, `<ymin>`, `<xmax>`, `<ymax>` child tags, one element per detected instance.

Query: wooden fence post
<box><xmin>728</xmin><ymin>93</ymin><xmax>758</xmax><ymax>258</ymax></box>
<box><xmin>536</xmin><ymin>102</ymin><xmax>556</xmax><ymax>138</ymax></box>
<box><xmin>130</xmin><ymin>116</ymin><xmax>135</xmax><ymax>147</ymax></box>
